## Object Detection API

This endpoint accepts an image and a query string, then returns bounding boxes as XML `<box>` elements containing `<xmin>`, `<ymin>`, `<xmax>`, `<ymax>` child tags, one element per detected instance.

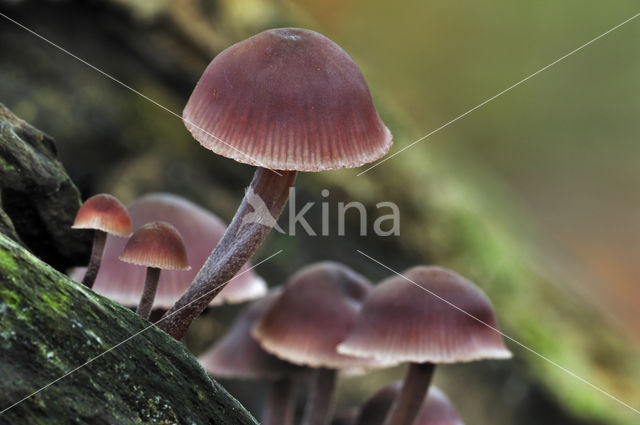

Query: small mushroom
<box><xmin>338</xmin><ymin>266</ymin><xmax>511</xmax><ymax>425</ymax></box>
<box><xmin>252</xmin><ymin>262</ymin><xmax>384</xmax><ymax>425</ymax></box>
<box><xmin>119</xmin><ymin>221</ymin><xmax>190</xmax><ymax>319</ymax></box>
<box><xmin>160</xmin><ymin>28</ymin><xmax>392</xmax><ymax>340</ymax></box>
<box><xmin>71</xmin><ymin>193</ymin><xmax>132</xmax><ymax>289</ymax></box>
<box><xmin>357</xmin><ymin>383</ymin><xmax>464</xmax><ymax>425</ymax></box>
<box><xmin>199</xmin><ymin>291</ymin><xmax>309</xmax><ymax>425</ymax></box>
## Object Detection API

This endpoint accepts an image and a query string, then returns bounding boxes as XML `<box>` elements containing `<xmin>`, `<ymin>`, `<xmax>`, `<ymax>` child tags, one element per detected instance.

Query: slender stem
<box><xmin>302</xmin><ymin>368</ymin><xmax>338</xmax><ymax>425</ymax></box>
<box><xmin>159</xmin><ymin>167</ymin><xmax>296</xmax><ymax>339</ymax></box>
<box><xmin>382</xmin><ymin>363</ymin><xmax>435</xmax><ymax>425</ymax></box>
<box><xmin>81</xmin><ymin>230</ymin><xmax>107</xmax><ymax>289</ymax></box>
<box><xmin>136</xmin><ymin>267</ymin><xmax>162</xmax><ymax>319</ymax></box>
<box><xmin>263</xmin><ymin>378</ymin><xmax>296</xmax><ymax>425</ymax></box>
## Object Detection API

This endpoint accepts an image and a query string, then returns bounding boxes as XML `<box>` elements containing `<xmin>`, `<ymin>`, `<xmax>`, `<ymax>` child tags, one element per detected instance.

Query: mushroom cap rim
<box><xmin>336</xmin><ymin>342</ymin><xmax>513</xmax><ymax>364</ymax></box>
<box><xmin>183</xmin><ymin>119</ymin><xmax>393</xmax><ymax>172</ymax></box>
<box><xmin>118</xmin><ymin>254</ymin><xmax>192</xmax><ymax>271</ymax></box>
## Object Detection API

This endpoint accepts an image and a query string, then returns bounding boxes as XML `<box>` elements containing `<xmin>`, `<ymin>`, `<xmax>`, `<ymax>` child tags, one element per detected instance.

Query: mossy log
<box><xmin>0</xmin><ymin>233</ymin><xmax>257</xmax><ymax>425</ymax></box>
<box><xmin>0</xmin><ymin>103</ymin><xmax>90</xmax><ymax>271</ymax></box>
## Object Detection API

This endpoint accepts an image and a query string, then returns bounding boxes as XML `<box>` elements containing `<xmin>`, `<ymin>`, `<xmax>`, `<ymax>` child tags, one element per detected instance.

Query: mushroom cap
<box><xmin>72</xmin><ymin>193</ymin><xmax>132</xmax><ymax>237</ymax></box>
<box><xmin>357</xmin><ymin>383</ymin><xmax>464</xmax><ymax>425</ymax></box>
<box><xmin>119</xmin><ymin>221</ymin><xmax>190</xmax><ymax>270</ymax></box>
<box><xmin>338</xmin><ymin>266</ymin><xmax>512</xmax><ymax>364</ymax></box>
<box><xmin>331</xmin><ymin>408</ymin><xmax>359</xmax><ymax>425</ymax></box>
<box><xmin>183</xmin><ymin>27</ymin><xmax>392</xmax><ymax>171</ymax></box>
<box><xmin>73</xmin><ymin>193</ymin><xmax>267</xmax><ymax>308</ymax></box>
<box><xmin>198</xmin><ymin>291</ymin><xmax>310</xmax><ymax>380</ymax></box>
<box><xmin>252</xmin><ymin>261</ymin><xmax>382</xmax><ymax>369</ymax></box>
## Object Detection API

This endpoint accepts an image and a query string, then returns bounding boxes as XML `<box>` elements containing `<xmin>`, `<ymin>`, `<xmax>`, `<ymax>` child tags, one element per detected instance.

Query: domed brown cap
<box><xmin>338</xmin><ymin>266</ymin><xmax>512</xmax><ymax>363</ymax></box>
<box><xmin>119</xmin><ymin>221</ymin><xmax>190</xmax><ymax>270</ymax></box>
<box><xmin>198</xmin><ymin>291</ymin><xmax>309</xmax><ymax>380</ymax></box>
<box><xmin>183</xmin><ymin>27</ymin><xmax>392</xmax><ymax>171</ymax></box>
<box><xmin>72</xmin><ymin>193</ymin><xmax>132</xmax><ymax>237</ymax></box>
<box><xmin>78</xmin><ymin>193</ymin><xmax>267</xmax><ymax>308</ymax></box>
<box><xmin>357</xmin><ymin>383</ymin><xmax>464</xmax><ymax>425</ymax></box>
<box><xmin>252</xmin><ymin>262</ymin><xmax>380</xmax><ymax>369</ymax></box>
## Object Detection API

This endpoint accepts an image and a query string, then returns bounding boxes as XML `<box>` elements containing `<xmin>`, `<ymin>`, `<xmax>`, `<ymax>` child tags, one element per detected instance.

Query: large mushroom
<box><xmin>252</xmin><ymin>262</ymin><xmax>382</xmax><ymax>425</ymax></box>
<box><xmin>71</xmin><ymin>193</ymin><xmax>132</xmax><ymax>288</ymax></box>
<box><xmin>198</xmin><ymin>291</ymin><xmax>309</xmax><ymax>425</ymax></box>
<box><xmin>338</xmin><ymin>266</ymin><xmax>511</xmax><ymax>425</ymax></box>
<box><xmin>70</xmin><ymin>193</ymin><xmax>267</xmax><ymax>309</ymax></box>
<box><xmin>119</xmin><ymin>221</ymin><xmax>190</xmax><ymax>319</ymax></box>
<box><xmin>159</xmin><ymin>28</ymin><xmax>392</xmax><ymax>339</ymax></box>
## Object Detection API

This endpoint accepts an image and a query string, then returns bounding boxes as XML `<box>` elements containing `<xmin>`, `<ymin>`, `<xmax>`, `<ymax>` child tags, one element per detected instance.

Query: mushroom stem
<box><xmin>159</xmin><ymin>167</ymin><xmax>296</xmax><ymax>339</ymax></box>
<box><xmin>263</xmin><ymin>378</ymin><xmax>296</xmax><ymax>425</ymax></box>
<box><xmin>136</xmin><ymin>267</ymin><xmax>162</xmax><ymax>319</ymax></box>
<box><xmin>82</xmin><ymin>230</ymin><xmax>107</xmax><ymax>289</ymax></box>
<box><xmin>302</xmin><ymin>368</ymin><xmax>338</xmax><ymax>425</ymax></box>
<box><xmin>383</xmin><ymin>362</ymin><xmax>435</xmax><ymax>425</ymax></box>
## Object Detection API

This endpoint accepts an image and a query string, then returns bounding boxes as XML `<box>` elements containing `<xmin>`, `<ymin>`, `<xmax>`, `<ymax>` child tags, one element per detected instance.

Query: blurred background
<box><xmin>0</xmin><ymin>0</ymin><xmax>638</xmax><ymax>424</ymax></box>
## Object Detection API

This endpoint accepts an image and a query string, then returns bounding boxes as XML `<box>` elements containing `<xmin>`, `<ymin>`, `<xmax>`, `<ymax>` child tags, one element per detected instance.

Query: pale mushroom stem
<box><xmin>302</xmin><ymin>368</ymin><xmax>338</xmax><ymax>425</ymax></box>
<box><xmin>82</xmin><ymin>230</ymin><xmax>107</xmax><ymax>289</ymax></box>
<box><xmin>159</xmin><ymin>167</ymin><xmax>296</xmax><ymax>339</ymax></box>
<box><xmin>263</xmin><ymin>378</ymin><xmax>296</xmax><ymax>425</ymax></box>
<box><xmin>136</xmin><ymin>267</ymin><xmax>162</xmax><ymax>319</ymax></box>
<box><xmin>383</xmin><ymin>362</ymin><xmax>435</xmax><ymax>425</ymax></box>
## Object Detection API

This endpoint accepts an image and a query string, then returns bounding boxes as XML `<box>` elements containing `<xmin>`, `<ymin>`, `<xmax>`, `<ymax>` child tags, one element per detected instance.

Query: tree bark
<box><xmin>0</xmin><ymin>233</ymin><xmax>258</xmax><ymax>425</ymax></box>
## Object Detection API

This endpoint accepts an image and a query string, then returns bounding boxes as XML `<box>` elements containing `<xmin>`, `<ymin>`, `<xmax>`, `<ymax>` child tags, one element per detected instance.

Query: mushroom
<box><xmin>71</xmin><ymin>193</ymin><xmax>132</xmax><ymax>288</ymax></box>
<box><xmin>160</xmin><ymin>27</ymin><xmax>392</xmax><ymax>340</ymax></box>
<box><xmin>252</xmin><ymin>262</ymin><xmax>383</xmax><ymax>425</ymax></box>
<box><xmin>338</xmin><ymin>266</ymin><xmax>511</xmax><ymax>425</ymax></box>
<box><xmin>70</xmin><ymin>193</ymin><xmax>267</xmax><ymax>308</ymax></box>
<box><xmin>357</xmin><ymin>383</ymin><xmax>464</xmax><ymax>425</ymax></box>
<box><xmin>119</xmin><ymin>221</ymin><xmax>190</xmax><ymax>319</ymax></box>
<box><xmin>198</xmin><ymin>291</ymin><xmax>309</xmax><ymax>425</ymax></box>
<box><xmin>331</xmin><ymin>408</ymin><xmax>359</xmax><ymax>425</ymax></box>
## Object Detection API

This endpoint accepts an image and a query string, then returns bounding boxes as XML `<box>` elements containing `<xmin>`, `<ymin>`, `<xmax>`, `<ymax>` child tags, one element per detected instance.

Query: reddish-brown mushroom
<box><xmin>160</xmin><ymin>28</ymin><xmax>392</xmax><ymax>340</ymax></box>
<box><xmin>338</xmin><ymin>266</ymin><xmax>511</xmax><ymax>425</ymax></box>
<box><xmin>331</xmin><ymin>408</ymin><xmax>359</xmax><ymax>425</ymax></box>
<box><xmin>119</xmin><ymin>221</ymin><xmax>190</xmax><ymax>319</ymax></box>
<box><xmin>357</xmin><ymin>383</ymin><xmax>464</xmax><ymax>425</ymax></box>
<box><xmin>199</xmin><ymin>291</ymin><xmax>309</xmax><ymax>425</ymax></box>
<box><xmin>72</xmin><ymin>193</ymin><xmax>131</xmax><ymax>289</ymax></box>
<box><xmin>71</xmin><ymin>193</ymin><xmax>266</xmax><ymax>309</ymax></box>
<box><xmin>253</xmin><ymin>262</ymin><xmax>384</xmax><ymax>425</ymax></box>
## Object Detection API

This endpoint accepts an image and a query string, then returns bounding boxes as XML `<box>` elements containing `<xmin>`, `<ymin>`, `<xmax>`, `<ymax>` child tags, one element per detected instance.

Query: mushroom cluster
<box><xmin>193</xmin><ymin>262</ymin><xmax>509</xmax><ymax>425</ymax></box>
<box><xmin>188</xmin><ymin>262</ymin><xmax>511</xmax><ymax>425</ymax></box>
<box><xmin>66</xmin><ymin>26</ymin><xmax>514</xmax><ymax>425</ymax></box>
<box><xmin>71</xmin><ymin>193</ymin><xmax>268</xmax><ymax>318</ymax></box>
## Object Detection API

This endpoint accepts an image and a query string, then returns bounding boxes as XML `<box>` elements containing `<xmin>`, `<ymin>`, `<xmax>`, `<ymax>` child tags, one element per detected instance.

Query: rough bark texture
<box><xmin>0</xmin><ymin>103</ymin><xmax>91</xmax><ymax>271</ymax></box>
<box><xmin>0</xmin><ymin>233</ymin><xmax>257</xmax><ymax>425</ymax></box>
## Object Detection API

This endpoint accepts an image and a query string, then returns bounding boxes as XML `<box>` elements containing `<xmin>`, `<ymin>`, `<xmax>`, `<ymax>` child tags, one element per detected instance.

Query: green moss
<box><xmin>0</xmin><ymin>288</ymin><xmax>20</xmax><ymax>308</ymax></box>
<box><xmin>0</xmin><ymin>155</ymin><xmax>16</xmax><ymax>172</ymax></box>
<box><xmin>0</xmin><ymin>234</ymin><xmax>257</xmax><ymax>425</ymax></box>
<box><xmin>39</xmin><ymin>292</ymin><xmax>68</xmax><ymax>314</ymax></box>
<box><xmin>0</xmin><ymin>249</ymin><xmax>18</xmax><ymax>274</ymax></box>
